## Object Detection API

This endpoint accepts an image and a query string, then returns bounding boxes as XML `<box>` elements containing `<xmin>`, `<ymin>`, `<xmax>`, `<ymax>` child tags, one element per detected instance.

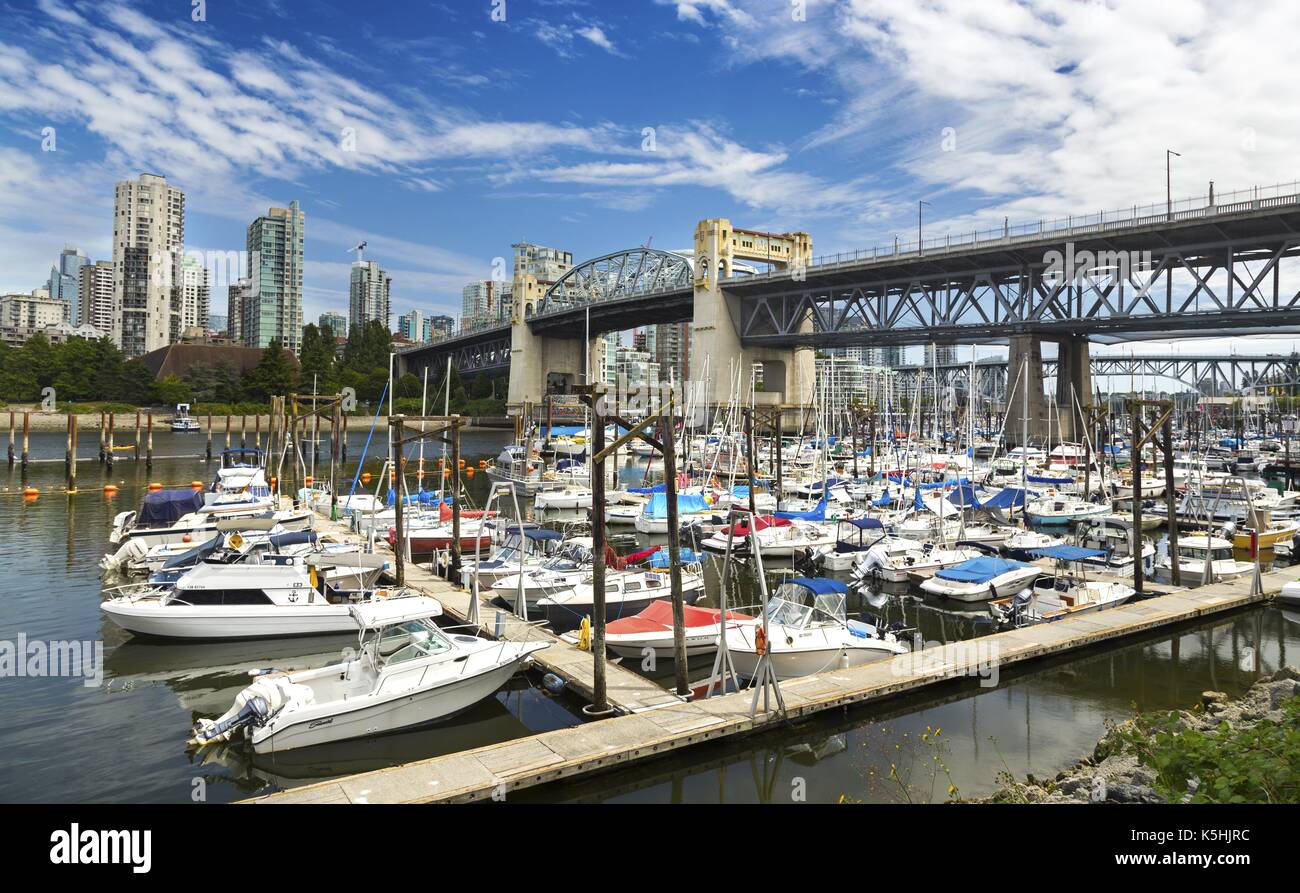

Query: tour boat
<box><xmin>101</xmin><ymin>555</ymin><xmax>409</xmax><ymax>640</ymax></box>
<box><xmin>919</xmin><ymin>555</ymin><xmax>1042</xmax><ymax>601</ymax></box>
<box><xmin>536</xmin><ymin>568</ymin><xmax>706</xmax><ymax>632</ymax></box>
<box><xmin>169</xmin><ymin>403</ymin><xmax>201</xmax><ymax>433</ymax></box>
<box><xmin>603</xmin><ymin>600</ymin><xmax>757</xmax><ymax>660</ymax></box>
<box><xmin>721</xmin><ymin>578</ymin><xmax>909</xmax><ymax>680</ymax></box>
<box><xmin>190</xmin><ymin>596</ymin><xmax>548</xmax><ymax>753</ymax></box>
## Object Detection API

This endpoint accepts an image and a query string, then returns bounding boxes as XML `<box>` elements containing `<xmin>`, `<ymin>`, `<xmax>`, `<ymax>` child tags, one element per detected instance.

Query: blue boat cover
<box><xmin>1027</xmin><ymin>474</ymin><xmax>1073</xmax><ymax>485</ymax></box>
<box><xmin>786</xmin><ymin>577</ymin><xmax>848</xmax><ymax>594</ymax></box>
<box><xmin>544</xmin><ymin>425</ymin><xmax>586</xmax><ymax>437</ymax></box>
<box><xmin>1029</xmin><ymin>544</ymin><xmax>1107</xmax><ymax>561</ymax></box>
<box><xmin>139</xmin><ymin>489</ymin><xmax>204</xmax><ymax>525</ymax></box>
<box><xmin>269</xmin><ymin>530</ymin><xmax>317</xmax><ymax>549</ymax></box>
<box><xmin>981</xmin><ymin>487</ymin><xmax>1028</xmax><ymax>509</ymax></box>
<box><xmin>843</xmin><ymin>517</ymin><xmax>884</xmax><ymax>529</ymax></box>
<box><xmin>775</xmin><ymin>498</ymin><xmax>826</xmax><ymax>521</ymax></box>
<box><xmin>628</xmin><ymin>483</ymin><xmax>668</xmax><ymax>495</ymax></box>
<box><xmin>872</xmin><ymin>490</ymin><xmax>893</xmax><ymax>507</ymax></box>
<box><xmin>648</xmin><ymin>548</ymin><xmax>701</xmax><ymax>567</ymax></box>
<box><xmin>935</xmin><ymin>556</ymin><xmax>1032</xmax><ymax>583</ymax></box>
<box><xmin>947</xmin><ymin>484</ymin><xmax>983</xmax><ymax>509</ymax></box>
<box><xmin>641</xmin><ymin>493</ymin><xmax>710</xmax><ymax>518</ymax></box>
<box><xmin>161</xmin><ymin>533</ymin><xmax>221</xmax><ymax>568</ymax></box>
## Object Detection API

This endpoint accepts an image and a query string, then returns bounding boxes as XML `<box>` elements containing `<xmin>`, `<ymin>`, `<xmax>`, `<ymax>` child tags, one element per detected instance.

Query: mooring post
<box><xmin>7</xmin><ymin>410</ymin><xmax>14</xmax><ymax>466</ymax></box>
<box><xmin>662</xmin><ymin>394</ymin><xmax>689</xmax><ymax>697</ymax></box>
<box><xmin>1131</xmin><ymin>403</ymin><xmax>1143</xmax><ymax>597</ymax></box>
<box><xmin>68</xmin><ymin>416</ymin><xmax>77</xmax><ymax>491</ymax></box>
<box><xmin>240</xmin><ymin>414</ymin><xmax>247</xmax><ymax>450</ymax></box>
<box><xmin>21</xmin><ymin>411</ymin><xmax>29</xmax><ymax>468</ymax></box>
<box><xmin>255</xmin><ymin>413</ymin><xmax>261</xmax><ymax>450</ymax></box>
<box><xmin>1162</xmin><ymin>413</ymin><xmax>1180</xmax><ymax>586</ymax></box>
<box><xmin>450</xmin><ymin>418</ymin><xmax>462</xmax><ymax>582</ymax></box>
<box><xmin>391</xmin><ymin>416</ymin><xmax>404</xmax><ymax>586</ymax></box>
<box><xmin>225</xmin><ymin>414</ymin><xmax>231</xmax><ymax>451</ymax></box>
<box><xmin>65</xmin><ymin>412</ymin><xmax>73</xmax><ymax>468</ymax></box>
<box><xmin>330</xmin><ymin>400</ymin><xmax>340</xmax><ymax>521</ymax></box>
<box><xmin>590</xmin><ymin>400</ymin><xmax>609</xmax><ymax>713</ymax></box>
<box><xmin>134</xmin><ymin>410</ymin><xmax>141</xmax><ymax>461</ymax></box>
<box><xmin>98</xmin><ymin>411</ymin><xmax>105</xmax><ymax>463</ymax></box>
<box><xmin>340</xmin><ymin>412</ymin><xmax>348</xmax><ymax>462</ymax></box>
<box><xmin>105</xmin><ymin>412</ymin><xmax>115</xmax><ymax>468</ymax></box>
<box><xmin>205</xmin><ymin>412</ymin><xmax>212</xmax><ymax>461</ymax></box>
<box><xmin>146</xmin><ymin>413</ymin><xmax>154</xmax><ymax>469</ymax></box>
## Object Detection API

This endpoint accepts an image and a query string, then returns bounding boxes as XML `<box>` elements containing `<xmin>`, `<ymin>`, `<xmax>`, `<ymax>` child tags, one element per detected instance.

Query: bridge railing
<box><xmin>729</xmin><ymin>179</ymin><xmax>1300</xmax><ymax>283</ymax></box>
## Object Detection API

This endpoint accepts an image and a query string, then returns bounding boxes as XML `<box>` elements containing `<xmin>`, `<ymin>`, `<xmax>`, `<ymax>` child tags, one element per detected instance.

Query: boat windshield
<box><xmin>373</xmin><ymin>619</ymin><xmax>452</xmax><ymax>665</ymax></box>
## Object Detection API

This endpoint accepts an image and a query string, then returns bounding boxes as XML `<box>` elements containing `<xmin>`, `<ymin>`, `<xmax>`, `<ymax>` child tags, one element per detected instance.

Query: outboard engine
<box><xmin>989</xmin><ymin>587</ymin><xmax>1034</xmax><ymax>627</ymax></box>
<box><xmin>191</xmin><ymin>696</ymin><xmax>270</xmax><ymax>746</ymax></box>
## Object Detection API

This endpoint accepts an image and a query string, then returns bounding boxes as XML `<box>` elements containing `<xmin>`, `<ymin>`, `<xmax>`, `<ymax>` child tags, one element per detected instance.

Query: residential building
<box><xmin>77</xmin><ymin>260</ymin><xmax>114</xmax><ymax>334</ymax></box>
<box><xmin>226</xmin><ymin>278</ymin><xmax>252</xmax><ymax>345</ymax></box>
<box><xmin>512</xmin><ymin>242</ymin><xmax>572</xmax><ymax>286</ymax></box>
<box><xmin>460</xmin><ymin>279</ymin><xmax>508</xmax><ymax>329</ymax></box>
<box><xmin>350</xmin><ymin>260</ymin><xmax>391</xmax><ymax>333</ymax></box>
<box><xmin>47</xmin><ymin>247</ymin><xmax>91</xmax><ymax>324</ymax></box>
<box><xmin>112</xmin><ymin>173</ymin><xmax>185</xmax><ymax>356</ymax></box>
<box><xmin>175</xmin><ymin>253</ymin><xmax>210</xmax><ymax>332</ymax></box>
<box><xmin>318</xmin><ymin>310</ymin><xmax>347</xmax><ymax>339</ymax></box>
<box><xmin>1</xmin><ymin>290</ymin><xmax>67</xmax><ymax>329</ymax></box>
<box><xmin>245</xmin><ymin>200</ymin><xmax>305</xmax><ymax>351</ymax></box>
<box><xmin>397</xmin><ymin>309</ymin><xmax>424</xmax><ymax>342</ymax></box>
<box><xmin>424</xmin><ymin>314</ymin><xmax>454</xmax><ymax>341</ymax></box>
<box><xmin>652</xmin><ymin>321</ymin><xmax>690</xmax><ymax>384</ymax></box>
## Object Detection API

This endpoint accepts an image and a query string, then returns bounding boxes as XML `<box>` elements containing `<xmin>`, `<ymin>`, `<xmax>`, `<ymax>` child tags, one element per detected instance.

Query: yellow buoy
<box><xmin>577</xmin><ymin>616</ymin><xmax>591</xmax><ymax>652</ymax></box>
<box><xmin>305</xmin><ymin>475</ymin><xmax>313</xmax><ymax>486</ymax></box>
<box><xmin>148</xmin><ymin>482</ymin><xmax>162</xmax><ymax>491</ymax></box>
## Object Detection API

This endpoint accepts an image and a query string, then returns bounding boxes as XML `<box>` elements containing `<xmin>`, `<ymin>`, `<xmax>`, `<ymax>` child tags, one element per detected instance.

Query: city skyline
<box><xmin>4</xmin><ymin>0</ymin><xmax>1300</xmax><ymax>360</ymax></box>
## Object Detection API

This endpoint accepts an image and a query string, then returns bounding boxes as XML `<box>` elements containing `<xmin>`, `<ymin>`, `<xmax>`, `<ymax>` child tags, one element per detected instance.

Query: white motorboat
<box><xmin>1154</xmin><ymin>535</ymin><xmax>1255</xmax><ymax>586</ymax></box>
<box><xmin>101</xmin><ymin>555</ymin><xmax>407</xmax><ymax>640</ymax></box>
<box><xmin>537</xmin><ymin>567</ymin><xmax>706</xmax><ymax>632</ymax></box>
<box><xmin>534</xmin><ymin>485</ymin><xmax>593</xmax><ymax>510</ymax></box>
<box><xmin>633</xmin><ymin>492</ymin><xmax>715</xmax><ymax>534</ymax></box>
<box><xmin>920</xmin><ymin>556</ymin><xmax>1042</xmax><ymax>602</ymax></box>
<box><xmin>989</xmin><ymin>576</ymin><xmax>1136</xmax><ymax>626</ymax></box>
<box><xmin>1024</xmin><ymin>496</ymin><xmax>1111</xmax><ymax>525</ymax></box>
<box><xmin>808</xmin><ymin>517</ymin><xmax>888</xmax><ymax>571</ymax></box>
<box><xmin>190</xmin><ymin>596</ymin><xmax>547</xmax><ymax>753</ymax></box>
<box><xmin>721</xmin><ymin>578</ymin><xmax>908</xmax><ymax>680</ymax></box>
<box><xmin>1278</xmin><ymin>581</ymin><xmax>1300</xmax><ymax>607</ymax></box>
<box><xmin>460</xmin><ymin>527</ymin><xmax>566</xmax><ymax>586</ymax></box>
<box><xmin>490</xmin><ymin>540</ymin><xmax>594</xmax><ymax>608</ymax></box>
<box><xmin>169</xmin><ymin>403</ymin><xmax>201</xmax><ymax>432</ymax></box>
<box><xmin>1001</xmin><ymin>528</ymin><xmax>1065</xmax><ymax>559</ymax></box>
<box><xmin>852</xmin><ymin>537</ymin><xmax>982</xmax><ymax>584</ymax></box>
<box><xmin>603</xmin><ymin>600</ymin><xmax>757</xmax><ymax>660</ymax></box>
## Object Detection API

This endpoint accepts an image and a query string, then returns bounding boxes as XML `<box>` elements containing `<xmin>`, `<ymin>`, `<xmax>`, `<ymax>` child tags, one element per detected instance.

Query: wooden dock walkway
<box><xmin>313</xmin><ymin>508</ymin><xmax>682</xmax><ymax>714</ymax></box>
<box><xmin>248</xmin><ymin>552</ymin><xmax>1300</xmax><ymax>805</ymax></box>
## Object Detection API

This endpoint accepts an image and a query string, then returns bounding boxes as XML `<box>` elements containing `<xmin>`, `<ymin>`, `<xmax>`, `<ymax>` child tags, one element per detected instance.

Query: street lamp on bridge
<box><xmin>1166</xmin><ymin>149</ymin><xmax>1181</xmax><ymax>218</ymax></box>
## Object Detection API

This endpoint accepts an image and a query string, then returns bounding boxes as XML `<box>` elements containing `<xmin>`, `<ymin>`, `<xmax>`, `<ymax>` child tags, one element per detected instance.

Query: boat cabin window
<box><xmin>375</xmin><ymin>620</ymin><xmax>452</xmax><ymax>665</ymax></box>
<box><xmin>172</xmin><ymin>588</ymin><xmax>273</xmax><ymax>606</ymax></box>
<box><xmin>624</xmin><ymin>581</ymin><xmax>642</xmax><ymax>592</ymax></box>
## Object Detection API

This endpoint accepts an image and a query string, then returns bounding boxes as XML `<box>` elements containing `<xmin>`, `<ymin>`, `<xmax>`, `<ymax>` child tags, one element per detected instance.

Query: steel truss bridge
<box><xmin>893</xmin><ymin>353</ymin><xmax>1300</xmax><ymax>399</ymax></box>
<box><xmin>401</xmin><ymin>182</ymin><xmax>1300</xmax><ymax>377</ymax></box>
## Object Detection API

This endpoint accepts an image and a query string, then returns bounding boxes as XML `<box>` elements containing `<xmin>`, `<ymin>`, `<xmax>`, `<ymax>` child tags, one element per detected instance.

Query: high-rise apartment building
<box><xmin>512</xmin><ymin>242</ymin><xmax>572</xmax><ymax>286</ymax></box>
<box><xmin>245</xmin><ymin>200</ymin><xmax>305</xmax><ymax>351</ymax></box>
<box><xmin>176</xmin><ymin>254</ymin><xmax>211</xmax><ymax>332</ymax></box>
<box><xmin>318</xmin><ymin>310</ymin><xmax>347</xmax><ymax>339</ymax></box>
<box><xmin>424</xmin><ymin>314</ymin><xmax>454</xmax><ymax>341</ymax></box>
<box><xmin>350</xmin><ymin>260</ymin><xmax>391</xmax><ymax>333</ymax></box>
<box><xmin>226</xmin><ymin>278</ymin><xmax>251</xmax><ymax>344</ymax></box>
<box><xmin>460</xmin><ymin>279</ymin><xmax>508</xmax><ymax>329</ymax></box>
<box><xmin>47</xmin><ymin>247</ymin><xmax>90</xmax><ymax>324</ymax></box>
<box><xmin>112</xmin><ymin>173</ymin><xmax>185</xmax><ymax>357</ymax></box>
<box><xmin>77</xmin><ymin>260</ymin><xmax>114</xmax><ymax>334</ymax></box>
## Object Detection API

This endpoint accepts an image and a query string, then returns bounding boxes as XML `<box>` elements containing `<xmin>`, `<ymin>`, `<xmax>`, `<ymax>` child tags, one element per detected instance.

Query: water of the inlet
<box><xmin>1</xmin><ymin>428</ymin><xmax>1297</xmax><ymax>804</ymax></box>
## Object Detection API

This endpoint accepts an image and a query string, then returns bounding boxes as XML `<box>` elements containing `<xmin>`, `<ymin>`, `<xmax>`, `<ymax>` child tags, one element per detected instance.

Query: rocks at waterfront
<box><xmin>984</xmin><ymin>666</ymin><xmax>1300</xmax><ymax>804</ymax></box>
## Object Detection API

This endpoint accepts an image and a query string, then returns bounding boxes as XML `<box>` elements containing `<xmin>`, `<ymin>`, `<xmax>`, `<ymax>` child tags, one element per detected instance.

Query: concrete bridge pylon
<box><xmin>507</xmin><ymin>272</ymin><xmax>586</xmax><ymax>406</ymax></box>
<box><xmin>689</xmin><ymin>218</ymin><xmax>815</xmax><ymax>408</ymax></box>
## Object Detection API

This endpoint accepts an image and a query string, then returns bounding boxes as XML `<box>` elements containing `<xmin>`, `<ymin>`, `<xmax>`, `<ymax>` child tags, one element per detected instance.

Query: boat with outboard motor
<box><xmin>919</xmin><ymin>555</ymin><xmax>1042</xmax><ymax>601</ymax></box>
<box><xmin>720</xmin><ymin>578</ymin><xmax>909</xmax><ymax>680</ymax></box>
<box><xmin>602</xmin><ymin>600</ymin><xmax>757</xmax><ymax>660</ymax></box>
<box><xmin>189</xmin><ymin>596</ymin><xmax>548</xmax><ymax>753</ymax></box>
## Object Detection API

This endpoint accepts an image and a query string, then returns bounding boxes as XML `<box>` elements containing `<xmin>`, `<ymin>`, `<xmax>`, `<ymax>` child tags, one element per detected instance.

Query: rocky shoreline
<box><xmin>982</xmin><ymin>665</ymin><xmax>1300</xmax><ymax>804</ymax></box>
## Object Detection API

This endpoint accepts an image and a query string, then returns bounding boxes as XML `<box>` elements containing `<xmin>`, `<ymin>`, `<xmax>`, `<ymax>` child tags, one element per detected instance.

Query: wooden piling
<box><xmin>240</xmin><ymin>414</ymin><xmax>247</xmax><ymax>449</ymax></box>
<box><xmin>21</xmin><ymin>411</ymin><xmax>29</xmax><ymax>468</ymax></box>
<box><xmin>225</xmin><ymin>415</ymin><xmax>231</xmax><ymax>451</ymax></box>
<box><xmin>1162</xmin><ymin>414</ymin><xmax>1180</xmax><ymax>586</ymax></box>
<box><xmin>105</xmin><ymin>413</ymin><xmax>115</xmax><ymax>468</ymax></box>
<box><xmin>391</xmin><ymin>416</ymin><xmax>405</xmax><ymax>585</ymax></box>
<box><xmin>98</xmin><ymin>411</ymin><xmax>105</xmax><ymax>463</ymax></box>
<box><xmin>340</xmin><ymin>412</ymin><xmax>347</xmax><ymax>462</ymax></box>
<box><xmin>146</xmin><ymin>413</ymin><xmax>153</xmax><ymax>469</ymax></box>
<box><xmin>330</xmin><ymin>400</ymin><xmax>341</xmax><ymax>520</ymax></box>
<box><xmin>590</xmin><ymin>403</ymin><xmax>608</xmax><ymax>713</ymax></box>
<box><xmin>7</xmin><ymin>410</ymin><xmax>14</xmax><ymax>465</ymax></box>
<box><xmin>206</xmin><ymin>412</ymin><xmax>213</xmax><ymax>460</ymax></box>
<box><xmin>450</xmin><ymin>420</ymin><xmax>461</xmax><ymax>581</ymax></box>
<box><xmin>134</xmin><ymin>410</ymin><xmax>141</xmax><ymax>461</ymax></box>
<box><xmin>69</xmin><ymin>418</ymin><xmax>77</xmax><ymax>491</ymax></box>
<box><xmin>255</xmin><ymin>413</ymin><xmax>262</xmax><ymax>449</ymax></box>
<box><xmin>1131</xmin><ymin>404</ymin><xmax>1143</xmax><ymax>597</ymax></box>
<box><xmin>662</xmin><ymin>394</ymin><xmax>689</xmax><ymax>697</ymax></box>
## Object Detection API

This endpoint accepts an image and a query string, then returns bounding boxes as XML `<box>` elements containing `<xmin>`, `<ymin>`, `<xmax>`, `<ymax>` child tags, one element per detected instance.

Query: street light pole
<box><xmin>1166</xmin><ymin>149</ymin><xmax>1181</xmax><ymax>218</ymax></box>
<box><xmin>918</xmin><ymin>200</ymin><xmax>931</xmax><ymax>255</ymax></box>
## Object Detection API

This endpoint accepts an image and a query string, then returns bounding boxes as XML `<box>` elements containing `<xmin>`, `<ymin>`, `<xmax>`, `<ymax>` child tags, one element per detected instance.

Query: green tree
<box><xmin>299</xmin><ymin>322</ymin><xmax>338</xmax><ymax>393</ymax></box>
<box><xmin>241</xmin><ymin>339</ymin><xmax>296</xmax><ymax>401</ymax></box>
<box><xmin>155</xmin><ymin>374</ymin><xmax>193</xmax><ymax>406</ymax></box>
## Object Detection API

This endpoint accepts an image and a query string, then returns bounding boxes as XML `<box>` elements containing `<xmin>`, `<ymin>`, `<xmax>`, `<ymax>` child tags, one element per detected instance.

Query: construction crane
<box><xmin>350</xmin><ymin>241</ymin><xmax>367</xmax><ymax>262</ymax></box>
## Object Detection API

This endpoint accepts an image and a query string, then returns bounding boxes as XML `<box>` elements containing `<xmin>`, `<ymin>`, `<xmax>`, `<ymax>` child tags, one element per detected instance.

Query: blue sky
<box><xmin>2</xmin><ymin>0</ymin><xmax>1300</xmax><ymax>363</ymax></box>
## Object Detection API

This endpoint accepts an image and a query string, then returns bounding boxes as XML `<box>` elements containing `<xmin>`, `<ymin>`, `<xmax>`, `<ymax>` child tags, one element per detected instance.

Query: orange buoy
<box><xmin>148</xmin><ymin>482</ymin><xmax>163</xmax><ymax>491</ymax></box>
<box><xmin>191</xmin><ymin>480</ymin><xmax>203</xmax><ymax>490</ymax></box>
<box><xmin>103</xmin><ymin>483</ymin><xmax>119</xmax><ymax>493</ymax></box>
<box><xmin>457</xmin><ymin>458</ymin><xmax>465</xmax><ymax>468</ymax></box>
<box><xmin>361</xmin><ymin>472</ymin><xmax>372</xmax><ymax>484</ymax></box>
<box><xmin>478</xmin><ymin>459</ymin><xmax>487</xmax><ymax>469</ymax></box>
<box><xmin>23</xmin><ymin>487</ymin><xmax>39</xmax><ymax>498</ymax></box>
<box><xmin>466</xmin><ymin>467</ymin><xmax>475</xmax><ymax>478</ymax></box>
<box><xmin>182</xmin><ymin>534</ymin><xmax>192</xmax><ymax>543</ymax></box>
<box><xmin>416</xmin><ymin>469</ymin><xmax>425</xmax><ymax>479</ymax></box>
<box><xmin>305</xmin><ymin>475</ymin><xmax>314</xmax><ymax>486</ymax></box>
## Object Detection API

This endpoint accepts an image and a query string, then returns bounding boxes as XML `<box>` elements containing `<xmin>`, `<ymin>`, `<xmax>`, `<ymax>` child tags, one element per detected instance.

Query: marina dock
<box><xmin>248</xmin><ymin>525</ymin><xmax>1300</xmax><ymax>805</ymax></box>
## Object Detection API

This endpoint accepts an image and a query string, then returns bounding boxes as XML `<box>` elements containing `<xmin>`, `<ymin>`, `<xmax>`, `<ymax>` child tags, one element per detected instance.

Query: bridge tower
<box><xmin>1006</xmin><ymin>334</ymin><xmax>1091</xmax><ymax>445</ymax></box>
<box><xmin>507</xmin><ymin>271</ymin><xmax>587</xmax><ymax>405</ymax></box>
<box><xmin>690</xmin><ymin>218</ymin><xmax>814</xmax><ymax>408</ymax></box>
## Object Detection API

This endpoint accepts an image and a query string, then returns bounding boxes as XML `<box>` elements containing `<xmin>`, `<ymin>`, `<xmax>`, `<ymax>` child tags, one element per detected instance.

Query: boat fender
<box><xmin>542</xmin><ymin>673</ymin><xmax>566</xmax><ymax>695</ymax></box>
<box><xmin>577</xmin><ymin>616</ymin><xmax>591</xmax><ymax>652</ymax></box>
<box><xmin>755</xmin><ymin>626</ymin><xmax>767</xmax><ymax>657</ymax></box>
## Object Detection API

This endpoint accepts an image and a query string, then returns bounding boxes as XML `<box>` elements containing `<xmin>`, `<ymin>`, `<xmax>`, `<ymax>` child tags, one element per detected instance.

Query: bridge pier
<box><xmin>1055</xmin><ymin>335</ymin><xmax>1092</xmax><ymax>442</ymax></box>
<box><xmin>1006</xmin><ymin>335</ymin><xmax>1047</xmax><ymax>446</ymax></box>
<box><xmin>507</xmin><ymin>274</ymin><xmax>586</xmax><ymax>406</ymax></box>
<box><xmin>690</xmin><ymin>218</ymin><xmax>815</xmax><ymax>408</ymax></box>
